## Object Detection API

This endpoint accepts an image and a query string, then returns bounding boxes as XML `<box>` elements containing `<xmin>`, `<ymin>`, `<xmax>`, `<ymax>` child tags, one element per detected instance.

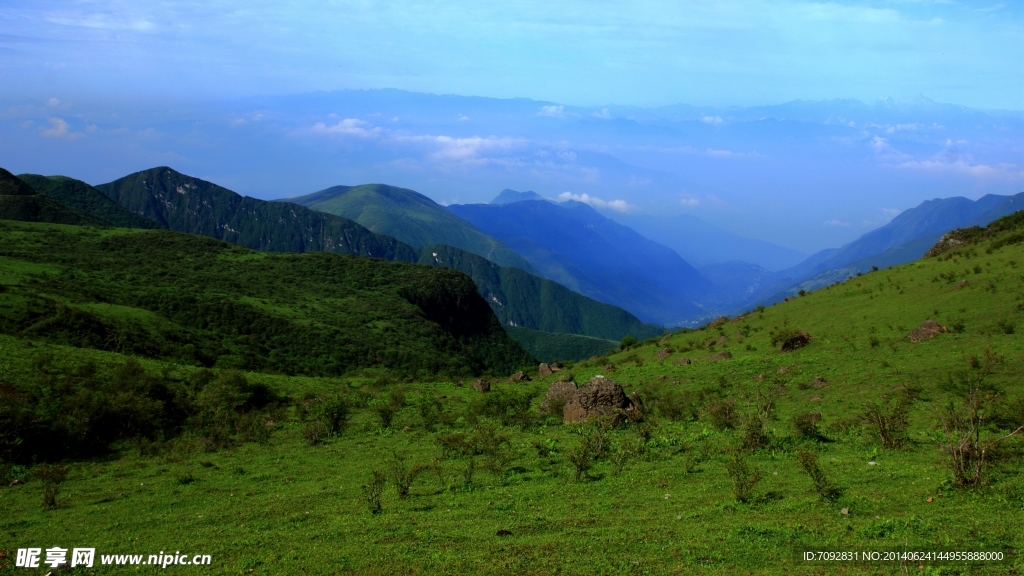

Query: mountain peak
<box><xmin>490</xmin><ymin>189</ymin><xmax>545</xmax><ymax>204</ymax></box>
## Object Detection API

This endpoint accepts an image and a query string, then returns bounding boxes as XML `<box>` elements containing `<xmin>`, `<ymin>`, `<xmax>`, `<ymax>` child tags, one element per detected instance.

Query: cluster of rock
<box><xmin>541</xmin><ymin>375</ymin><xmax>640</xmax><ymax>424</ymax></box>
<box><xmin>909</xmin><ymin>320</ymin><xmax>947</xmax><ymax>343</ymax></box>
<box><xmin>537</xmin><ymin>362</ymin><xmax>563</xmax><ymax>377</ymax></box>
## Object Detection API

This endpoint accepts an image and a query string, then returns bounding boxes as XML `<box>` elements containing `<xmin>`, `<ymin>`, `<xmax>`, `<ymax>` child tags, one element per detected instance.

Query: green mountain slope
<box><xmin>93</xmin><ymin>167</ymin><xmax>659</xmax><ymax>348</ymax></box>
<box><xmin>420</xmin><ymin>244</ymin><xmax>662</xmax><ymax>341</ymax></box>
<box><xmin>0</xmin><ymin>221</ymin><xmax>532</xmax><ymax>377</ymax></box>
<box><xmin>0</xmin><ymin>169</ymin><xmax>102</xmax><ymax>226</ymax></box>
<box><xmin>96</xmin><ymin>167</ymin><xmax>420</xmax><ymax>262</ymax></box>
<box><xmin>503</xmin><ymin>325</ymin><xmax>617</xmax><ymax>362</ymax></box>
<box><xmin>18</xmin><ymin>173</ymin><xmax>163</xmax><ymax>229</ymax></box>
<box><xmin>4</xmin><ymin>208</ymin><xmax>1024</xmax><ymax>574</ymax></box>
<box><xmin>288</xmin><ymin>184</ymin><xmax>538</xmax><ymax>273</ymax></box>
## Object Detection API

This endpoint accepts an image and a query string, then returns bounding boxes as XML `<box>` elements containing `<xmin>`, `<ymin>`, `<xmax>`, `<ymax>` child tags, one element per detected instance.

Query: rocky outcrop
<box><xmin>563</xmin><ymin>376</ymin><xmax>638</xmax><ymax>424</ymax></box>
<box><xmin>540</xmin><ymin>380</ymin><xmax>578</xmax><ymax>414</ymax></box>
<box><xmin>909</xmin><ymin>320</ymin><xmax>947</xmax><ymax>343</ymax></box>
<box><xmin>509</xmin><ymin>371</ymin><xmax>531</xmax><ymax>383</ymax></box>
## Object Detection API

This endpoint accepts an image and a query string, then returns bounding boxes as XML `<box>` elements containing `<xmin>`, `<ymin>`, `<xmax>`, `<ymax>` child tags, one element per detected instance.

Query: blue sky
<box><xmin>2</xmin><ymin>0</ymin><xmax>1022</xmax><ymax>109</ymax></box>
<box><xmin>1</xmin><ymin>1</ymin><xmax>1022</xmax><ymax>254</ymax></box>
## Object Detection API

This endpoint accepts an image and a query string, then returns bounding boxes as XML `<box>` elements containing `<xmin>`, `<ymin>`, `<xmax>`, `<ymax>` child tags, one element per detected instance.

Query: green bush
<box><xmin>792</xmin><ymin>412</ymin><xmax>824</xmax><ymax>441</ymax></box>
<box><xmin>797</xmin><ymin>450</ymin><xmax>842</xmax><ymax>501</ymax></box>
<box><xmin>724</xmin><ymin>450</ymin><xmax>761</xmax><ymax>503</ymax></box>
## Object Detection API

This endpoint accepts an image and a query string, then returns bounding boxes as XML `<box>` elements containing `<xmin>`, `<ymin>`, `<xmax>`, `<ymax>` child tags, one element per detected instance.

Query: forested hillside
<box><xmin>0</xmin><ymin>221</ymin><xmax>532</xmax><ymax>377</ymax></box>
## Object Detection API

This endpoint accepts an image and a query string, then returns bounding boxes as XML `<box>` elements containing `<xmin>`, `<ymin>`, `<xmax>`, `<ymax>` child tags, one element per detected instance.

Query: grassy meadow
<box><xmin>3</xmin><ymin>219</ymin><xmax>1024</xmax><ymax>575</ymax></box>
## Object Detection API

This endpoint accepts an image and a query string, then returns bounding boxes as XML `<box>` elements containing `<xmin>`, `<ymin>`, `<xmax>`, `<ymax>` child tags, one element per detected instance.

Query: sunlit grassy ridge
<box><xmin>2</xmin><ymin>214</ymin><xmax>1024</xmax><ymax>574</ymax></box>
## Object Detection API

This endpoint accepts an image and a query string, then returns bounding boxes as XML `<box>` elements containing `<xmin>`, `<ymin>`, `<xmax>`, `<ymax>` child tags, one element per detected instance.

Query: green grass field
<box><xmin>3</xmin><ymin>217</ymin><xmax>1024</xmax><ymax>575</ymax></box>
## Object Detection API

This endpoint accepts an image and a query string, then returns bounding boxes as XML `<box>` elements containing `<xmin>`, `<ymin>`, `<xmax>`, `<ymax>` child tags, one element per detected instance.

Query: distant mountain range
<box><xmin>448</xmin><ymin>196</ymin><xmax>711</xmax><ymax>326</ymax></box>
<box><xmin>609</xmin><ymin>213</ymin><xmax>808</xmax><ymax>271</ymax></box>
<box><xmin>287</xmin><ymin>184</ymin><xmax>537</xmax><ymax>273</ymax></box>
<box><xmin>722</xmin><ymin>191</ymin><xmax>1024</xmax><ymax>308</ymax></box>
<box><xmin>13</xmin><ymin>167</ymin><xmax>657</xmax><ymax>356</ymax></box>
<box><xmin>11</xmin><ymin>160</ymin><xmax>1018</xmax><ymax>340</ymax></box>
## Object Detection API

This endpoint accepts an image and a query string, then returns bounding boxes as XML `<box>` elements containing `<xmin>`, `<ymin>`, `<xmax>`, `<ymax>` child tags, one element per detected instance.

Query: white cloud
<box><xmin>700</xmin><ymin>115</ymin><xmax>723</xmax><ymax>125</ymax></box>
<box><xmin>430</xmin><ymin>135</ymin><xmax>523</xmax><ymax>160</ymax></box>
<box><xmin>823</xmin><ymin>219</ymin><xmax>851</xmax><ymax>227</ymax></box>
<box><xmin>556</xmin><ymin>192</ymin><xmax>631</xmax><ymax>213</ymax></box>
<box><xmin>310</xmin><ymin>118</ymin><xmax>380</xmax><ymax>137</ymax></box>
<box><xmin>679</xmin><ymin>196</ymin><xmax>700</xmax><ymax>207</ymax></box>
<box><xmin>538</xmin><ymin>105</ymin><xmax>565</xmax><ymax>118</ymax></box>
<box><xmin>40</xmin><ymin>117</ymin><xmax>81</xmax><ymax>139</ymax></box>
<box><xmin>47</xmin><ymin>98</ymin><xmax>60</xmax><ymax>107</ymax></box>
<box><xmin>592</xmin><ymin>108</ymin><xmax>612</xmax><ymax>119</ymax></box>
<box><xmin>899</xmin><ymin>158</ymin><xmax>1024</xmax><ymax>179</ymax></box>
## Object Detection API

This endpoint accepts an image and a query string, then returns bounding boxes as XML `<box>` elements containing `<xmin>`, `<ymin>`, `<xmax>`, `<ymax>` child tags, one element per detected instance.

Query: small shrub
<box><xmin>301</xmin><ymin>421</ymin><xmax>329</xmax><ymax>446</ymax></box>
<box><xmin>707</xmin><ymin>400</ymin><xmax>739</xmax><ymax>430</ymax></box>
<box><xmin>315</xmin><ymin>396</ymin><xmax>351</xmax><ymax>436</ymax></box>
<box><xmin>679</xmin><ymin>439</ymin><xmax>711</xmax><ymax>474</ymax></box>
<box><xmin>361</xmin><ymin>470</ymin><xmax>386</xmax><ymax>514</ymax></box>
<box><xmin>584</xmin><ymin>424</ymin><xmax>610</xmax><ymax>459</ymax></box>
<box><xmin>436</xmin><ymin>433</ymin><xmax>474</xmax><ymax>459</ymax></box>
<box><xmin>471</xmin><ymin>425</ymin><xmax>514</xmax><ymax>475</ymax></box>
<box><xmin>35</xmin><ymin>464</ymin><xmax>68</xmax><ymax>509</ymax></box>
<box><xmin>415</xmin><ymin>394</ymin><xmax>444</xmax><ymax>431</ymax></box>
<box><xmin>742</xmin><ymin>415</ymin><xmax>770</xmax><ymax>451</ymax></box>
<box><xmin>388</xmin><ymin>452</ymin><xmax>427</xmax><ymax>499</ymax></box>
<box><xmin>566</xmin><ymin>441</ymin><xmax>593</xmax><ymax>482</ymax></box>
<box><xmin>470</xmin><ymin>388</ymin><xmax>535</xmax><ymax>429</ymax></box>
<box><xmin>723</xmin><ymin>450</ymin><xmax>761</xmax><ymax>503</ymax></box>
<box><xmin>619</xmin><ymin>335</ymin><xmax>639</xmax><ymax>350</ymax></box>
<box><xmin>655</xmin><ymin>391</ymin><xmax>700</xmax><ymax>422</ymax></box>
<box><xmin>609</xmin><ymin>442</ymin><xmax>634</xmax><ymax>476</ymax></box>
<box><xmin>370</xmin><ymin>400</ymin><xmax>400</xmax><ymax>429</ymax></box>
<box><xmin>868</xmin><ymin>336</ymin><xmax>880</xmax><ymax>348</ymax></box>
<box><xmin>461</xmin><ymin>457</ymin><xmax>475</xmax><ymax>487</ymax></box>
<box><xmin>532</xmin><ymin>437</ymin><xmax>558</xmax><ymax>458</ymax></box>
<box><xmin>861</xmin><ymin>398</ymin><xmax>910</xmax><ymax>449</ymax></box>
<box><xmin>797</xmin><ymin>450</ymin><xmax>842</xmax><ymax>501</ymax></box>
<box><xmin>792</xmin><ymin>412</ymin><xmax>824</xmax><ymax>441</ymax></box>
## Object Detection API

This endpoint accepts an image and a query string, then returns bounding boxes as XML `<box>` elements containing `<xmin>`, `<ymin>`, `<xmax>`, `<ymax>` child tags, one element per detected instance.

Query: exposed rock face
<box><xmin>954</xmin><ymin>279</ymin><xmax>968</xmax><ymax>291</ymax></box>
<box><xmin>540</xmin><ymin>380</ymin><xmax>578</xmax><ymax>414</ymax></box>
<box><xmin>563</xmin><ymin>376</ymin><xmax>636</xmax><ymax>424</ymax></box>
<box><xmin>709</xmin><ymin>316</ymin><xmax>728</xmax><ymax>328</ymax></box>
<box><xmin>707</xmin><ymin>336</ymin><xmax>728</xmax><ymax>347</ymax></box>
<box><xmin>781</xmin><ymin>332</ymin><xmax>811</xmax><ymax>351</ymax></box>
<box><xmin>909</xmin><ymin>320</ymin><xmax>948</xmax><ymax>343</ymax></box>
<box><xmin>472</xmin><ymin>379</ymin><xmax>491</xmax><ymax>392</ymax></box>
<box><xmin>538</xmin><ymin>363</ymin><xmax>553</xmax><ymax>377</ymax></box>
<box><xmin>709</xmin><ymin>351</ymin><xmax>732</xmax><ymax>361</ymax></box>
<box><xmin>673</xmin><ymin>357</ymin><xmax>691</xmax><ymax>366</ymax></box>
<box><xmin>777</xmin><ymin>367</ymin><xmax>790</xmax><ymax>375</ymax></box>
<box><xmin>509</xmin><ymin>371</ymin><xmax>531</xmax><ymax>383</ymax></box>
<box><xmin>656</xmin><ymin>348</ymin><xmax>671</xmax><ymax>361</ymax></box>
